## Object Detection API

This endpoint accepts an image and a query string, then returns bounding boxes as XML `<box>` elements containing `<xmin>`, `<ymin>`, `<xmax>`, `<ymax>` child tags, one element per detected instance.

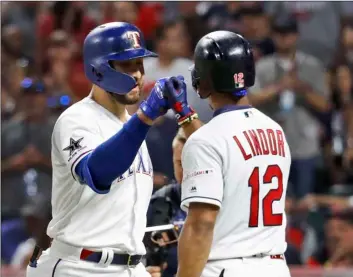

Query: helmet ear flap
<box><xmin>91</xmin><ymin>66</ymin><xmax>103</xmax><ymax>82</ymax></box>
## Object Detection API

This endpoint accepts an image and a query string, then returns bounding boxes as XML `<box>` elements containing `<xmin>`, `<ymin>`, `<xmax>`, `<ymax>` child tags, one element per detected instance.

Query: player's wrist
<box><xmin>137</xmin><ymin>108</ymin><xmax>154</xmax><ymax>126</ymax></box>
<box><xmin>177</xmin><ymin>112</ymin><xmax>199</xmax><ymax>127</ymax></box>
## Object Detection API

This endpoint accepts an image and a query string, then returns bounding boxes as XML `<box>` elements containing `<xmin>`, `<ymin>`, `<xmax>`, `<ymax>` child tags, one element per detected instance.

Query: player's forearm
<box><xmin>177</xmin><ymin>219</ymin><xmax>214</xmax><ymax>277</ymax></box>
<box><xmin>76</xmin><ymin>114</ymin><xmax>151</xmax><ymax>191</ymax></box>
<box><xmin>180</xmin><ymin>118</ymin><xmax>204</xmax><ymax>139</ymax></box>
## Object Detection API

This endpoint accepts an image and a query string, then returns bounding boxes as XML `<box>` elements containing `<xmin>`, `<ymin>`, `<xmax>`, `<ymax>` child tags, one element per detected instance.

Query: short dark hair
<box><xmin>272</xmin><ymin>16</ymin><xmax>298</xmax><ymax>34</ymax></box>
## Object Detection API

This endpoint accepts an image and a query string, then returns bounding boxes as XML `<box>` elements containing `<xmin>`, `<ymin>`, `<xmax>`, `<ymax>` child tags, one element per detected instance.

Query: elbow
<box><xmin>77</xmin><ymin>155</ymin><xmax>112</xmax><ymax>194</ymax></box>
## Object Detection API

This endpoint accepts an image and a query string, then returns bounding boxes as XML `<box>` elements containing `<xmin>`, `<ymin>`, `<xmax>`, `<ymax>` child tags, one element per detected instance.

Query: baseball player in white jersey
<box><xmin>26</xmin><ymin>22</ymin><xmax>173</xmax><ymax>277</ymax></box>
<box><xmin>163</xmin><ymin>31</ymin><xmax>292</xmax><ymax>277</ymax></box>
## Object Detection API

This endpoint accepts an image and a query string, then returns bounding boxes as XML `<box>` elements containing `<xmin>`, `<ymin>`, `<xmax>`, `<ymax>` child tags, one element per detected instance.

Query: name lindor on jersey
<box><xmin>234</xmin><ymin>129</ymin><xmax>286</xmax><ymax>160</ymax></box>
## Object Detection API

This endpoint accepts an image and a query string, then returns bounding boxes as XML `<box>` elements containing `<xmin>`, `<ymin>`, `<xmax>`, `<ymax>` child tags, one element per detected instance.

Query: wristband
<box><xmin>178</xmin><ymin>113</ymin><xmax>199</xmax><ymax>126</ymax></box>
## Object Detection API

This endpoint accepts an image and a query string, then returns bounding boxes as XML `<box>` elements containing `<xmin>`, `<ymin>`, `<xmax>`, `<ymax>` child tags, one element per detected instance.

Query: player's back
<box><xmin>186</xmin><ymin>106</ymin><xmax>291</xmax><ymax>260</ymax></box>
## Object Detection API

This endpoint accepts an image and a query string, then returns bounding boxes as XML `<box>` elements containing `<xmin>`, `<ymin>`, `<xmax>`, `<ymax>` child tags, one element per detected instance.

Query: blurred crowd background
<box><xmin>1</xmin><ymin>1</ymin><xmax>353</xmax><ymax>276</ymax></box>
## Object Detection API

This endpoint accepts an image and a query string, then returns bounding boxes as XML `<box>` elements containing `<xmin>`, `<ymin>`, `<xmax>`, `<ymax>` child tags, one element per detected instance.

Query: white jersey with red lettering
<box><xmin>181</xmin><ymin>105</ymin><xmax>291</xmax><ymax>262</ymax></box>
<box><xmin>47</xmin><ymin>96</ymin><xmax>153</xmax><ymax>253</ymax></box>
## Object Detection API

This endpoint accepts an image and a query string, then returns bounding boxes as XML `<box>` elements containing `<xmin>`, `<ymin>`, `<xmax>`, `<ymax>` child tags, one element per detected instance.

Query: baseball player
<box><xmin>164</xmin><ymin>31</ymin><xmax>292</xmax><ymax>277</ymax></box>
<box><xmin>26</xmin><ymin>22</ymin><xmax>171</xmax><ymax>277</ymax></box>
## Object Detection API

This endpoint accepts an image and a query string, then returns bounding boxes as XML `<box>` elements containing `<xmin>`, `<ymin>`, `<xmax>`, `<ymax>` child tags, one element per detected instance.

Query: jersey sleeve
<box><xmin>52</xmin><ymin>113</ymin><xmax>103</xmax><ymax>181</ymax></box>
<box><xmin>180</xmin><ymin>139</ymin><xmax>224</xmax><ymax>212</ymax></box>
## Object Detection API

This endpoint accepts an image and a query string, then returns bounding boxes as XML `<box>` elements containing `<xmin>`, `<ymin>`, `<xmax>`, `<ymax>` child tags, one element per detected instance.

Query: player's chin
<box><xmin>125</xmin><ymin>88</ymin><xmax>141</xmax><ymax>104</ymax></box>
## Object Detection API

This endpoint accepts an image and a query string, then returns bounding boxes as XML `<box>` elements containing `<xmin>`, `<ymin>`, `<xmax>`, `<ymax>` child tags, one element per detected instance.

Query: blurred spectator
<box><xmin>300</xmin><ymin>194</ymin><xmax>353</xmax><ymax>212</ymax></box>
<box><xmin>200</xmin><ymin>2</ymin><xmax>243</xmax><ymax>33</ymax></box>
<box><xmin>1</xmin><ymin>86</ymin><xmax>16</xmax><ymax>121</ymax></box>
<box><xmin>237</xmin><ymin>5</ymin><xmax>275</xmax><ymax>61</ymax></box>
<box><xmin>1</xmin><ymin>195</ymin><xmax>51</xmax><ymax>267</ymax></box>
<box><xmin>145</xmin><ymin>117</ymin><xmax>178</xmax><ymax>184</ymax></box>
<box><xmin>36</xmin><ymin>1</ymin><xmax>95</xmax><ymax>98</ymax></box>
<box><xmin>164</xmin><ymin>2</ymin><xmax>210</xmax><ymax>50</ymax></box>
<box><xmin>143</xmin><ymin>19</ymin><xmax>205</xmax><ymax>181</ymax></box>
<box><xmin>147</xmin><ymin>129</ymin><xmax>187</xmax><ymax>277</ymax></box>
<box><xmin>1</xmin><ymin>79</ymin><xmax>54</xmax><ymax>221</ymax></box>
<box><xmin>1</xmin><ymin>2</ymin><xmax>39</xmax><ymax>58</ymax></box>
<box><xmin>144</xmin><ymin>19</ymin><xmax>212</xmax><ymax>122</ymax></box>
<box><xmin>101</xmin><ymin>2</ymin><xmax>164</xmax><ymax>44</ymax></box>
<box><xmin>307</xmin><ymin>209</ymin><xmax>353</xmax><ymax>267</ymax></box>
<box><xmin>1</xmin><ymin>25</ymin><xmax>33</xmax><ymax>104</ymax></box>
<box><xmin>328</xmin><ymin>21</ymin><xmax>353</xmax><ymax>182</ymax></box>
<box><xmin>265</xmin><ymin>1</ymin><xmax>353</xmax><ymax>66</ymax></box>
<box><xmin>249</xmin><ymin>17</ymin><xmax>331</xmax><ymax>199</ymax></box>
<box><xmin>37</xmin><ymin>1</ymin><xmax>95</xmax><ymax>60</ymax></box>
<box><xmin>42</xmin><ymin>30</ymin><xmax>78</xmax><ymax>103</ymax></box>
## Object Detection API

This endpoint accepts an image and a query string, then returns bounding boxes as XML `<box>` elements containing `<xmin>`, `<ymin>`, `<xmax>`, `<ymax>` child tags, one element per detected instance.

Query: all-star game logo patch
<box><xmin>63</xmin><ymin>137</ymin><xmax>86</xmax><ymax>161</ymax></box>
<box><xmin>183</xmin><ymin>169</ymin><xmax>214</xmax><ymax>181</ymax></box>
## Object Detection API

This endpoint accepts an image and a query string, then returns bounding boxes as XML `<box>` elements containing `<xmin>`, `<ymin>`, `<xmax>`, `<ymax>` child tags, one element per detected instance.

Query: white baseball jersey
<box><xmin>181</xmin><ymin>106</ymin><xmax>291</xmax><ymax>260</ymax></box>
<box><xmin>48</xmin><ymin>95</ymin><xmax>153</xmax><ymax>255</ymax></box>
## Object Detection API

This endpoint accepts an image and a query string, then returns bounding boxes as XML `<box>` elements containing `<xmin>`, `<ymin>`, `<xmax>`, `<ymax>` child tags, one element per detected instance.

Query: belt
<box><xmin>80</xmin><ymin>249</ymin><xmax>143</xmax><ymax>267</ymax></box>
<box><xmin>249</xmin><ymin>254</ymin><xmax>285</xmax><ymax>260</ymax></box>
<box><xmin>209</xmin><ymin>254</ymin><xmax>285</xmax><ymax>263</ymax></box>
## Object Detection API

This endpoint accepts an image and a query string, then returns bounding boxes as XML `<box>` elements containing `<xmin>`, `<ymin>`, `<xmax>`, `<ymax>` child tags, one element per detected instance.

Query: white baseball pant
<box><xmin>202</xmin><ymin>255</ymin><xmax>291</xmax><ymax>277</ymax></box>
<box><xmin>26</xmin><ymin>240</ymin><xmax>151</xmax><ymax>277</ymax></box>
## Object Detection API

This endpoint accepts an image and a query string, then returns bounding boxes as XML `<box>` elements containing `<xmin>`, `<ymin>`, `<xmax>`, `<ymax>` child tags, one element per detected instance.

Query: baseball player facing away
<box><xmin>163</xmin><ymin>31</ymin><xmax>292</xmax><ymax>277</ymax></box>
<box><xmin>26</xmin><ymin>22</ymin><xmax>172</xmax><ymax>277</ymax></box>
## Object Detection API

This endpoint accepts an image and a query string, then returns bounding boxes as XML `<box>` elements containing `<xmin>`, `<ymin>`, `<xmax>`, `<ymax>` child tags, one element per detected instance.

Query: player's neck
<box><xmin>209</xmin><ymin>94</ymin><xmax>251</xmax><ymax>111</ymax></box>
<box><xmin>91</xmin><ymin>86</ymin><xmax>128</xmax><ymax>122</ymax></box>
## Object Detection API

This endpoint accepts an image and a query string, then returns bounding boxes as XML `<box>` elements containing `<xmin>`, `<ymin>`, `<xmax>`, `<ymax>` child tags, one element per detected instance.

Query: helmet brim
<box><xmin>106</xmin><ymin>48</ymin><xmax>158</xmax><ymax>61</ymax></box>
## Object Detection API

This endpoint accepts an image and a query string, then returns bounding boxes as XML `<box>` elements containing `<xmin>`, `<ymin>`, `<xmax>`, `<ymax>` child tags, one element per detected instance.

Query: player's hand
<box><xmin>146</xmin><ymin>266</ymin><xmax>162</xmax><ymax>277</ymax></box>
<box><xmin>139</xmin><ymin>78</ymin><xmax>170</xmax><ymax>122</ymax></box>
<box><xmin>164</xmin><ymin>76</ymin><xmax>195</xmax><ymax>122</ymax></box>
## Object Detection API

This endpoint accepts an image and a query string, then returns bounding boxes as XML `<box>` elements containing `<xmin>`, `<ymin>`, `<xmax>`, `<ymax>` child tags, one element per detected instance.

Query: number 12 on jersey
<box><xmin>248</xmin><ymin>164</ymin><xmax>283</xmax><ymax>227</ymax></box>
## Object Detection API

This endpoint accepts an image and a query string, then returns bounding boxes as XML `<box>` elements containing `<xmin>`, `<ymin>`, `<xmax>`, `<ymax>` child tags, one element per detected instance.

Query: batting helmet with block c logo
<box><xmin>83</xmin><ymin>22</ymin><xmax>158</xmax><ymax>94</ymax></box>
<box><xmin>190</xmin><ymin>31</ymin><xmax>255</xmax><ymax>99</ymax></box>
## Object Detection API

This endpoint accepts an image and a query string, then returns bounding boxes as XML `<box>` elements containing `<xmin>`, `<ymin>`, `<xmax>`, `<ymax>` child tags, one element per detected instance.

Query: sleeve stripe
<box><xmin>181</xmin><ymin>196</ymin><xmax>222</xmax><ymax>204</ymax></box>
<box><xmin>70</xmin><ymin>149</ymin><xmax>93</xmax><ymax>180</ymax></box>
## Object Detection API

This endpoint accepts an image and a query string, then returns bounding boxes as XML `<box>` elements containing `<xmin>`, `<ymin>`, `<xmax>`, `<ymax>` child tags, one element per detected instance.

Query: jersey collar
<box><xmin>213</xmin><ymin>105</ymin><xmax>253</xmax><ymax>117</ymax></box>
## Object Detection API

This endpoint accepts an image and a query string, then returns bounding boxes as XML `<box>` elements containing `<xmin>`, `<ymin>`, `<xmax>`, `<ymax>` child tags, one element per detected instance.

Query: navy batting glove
<box><xmin>139</xmin><ymin>78</ymin><xmax>170</xmax><ymax>121</ymax></box>
<box><xmin>164</xmin><ymin>76</ymin><xmax>196</xmax><ymax>122</ymax></box>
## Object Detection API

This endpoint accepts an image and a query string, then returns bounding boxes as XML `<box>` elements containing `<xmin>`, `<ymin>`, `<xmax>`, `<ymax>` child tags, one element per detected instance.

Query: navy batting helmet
<box><xmin>83</xmin><ymin>22</ymin><xmax>158</xmax><ymax>94</ymax></box>
<box><xmin>190</xmin><ymin>31</ymin><xmax>255</xmax><ymax>99</ymax></box>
